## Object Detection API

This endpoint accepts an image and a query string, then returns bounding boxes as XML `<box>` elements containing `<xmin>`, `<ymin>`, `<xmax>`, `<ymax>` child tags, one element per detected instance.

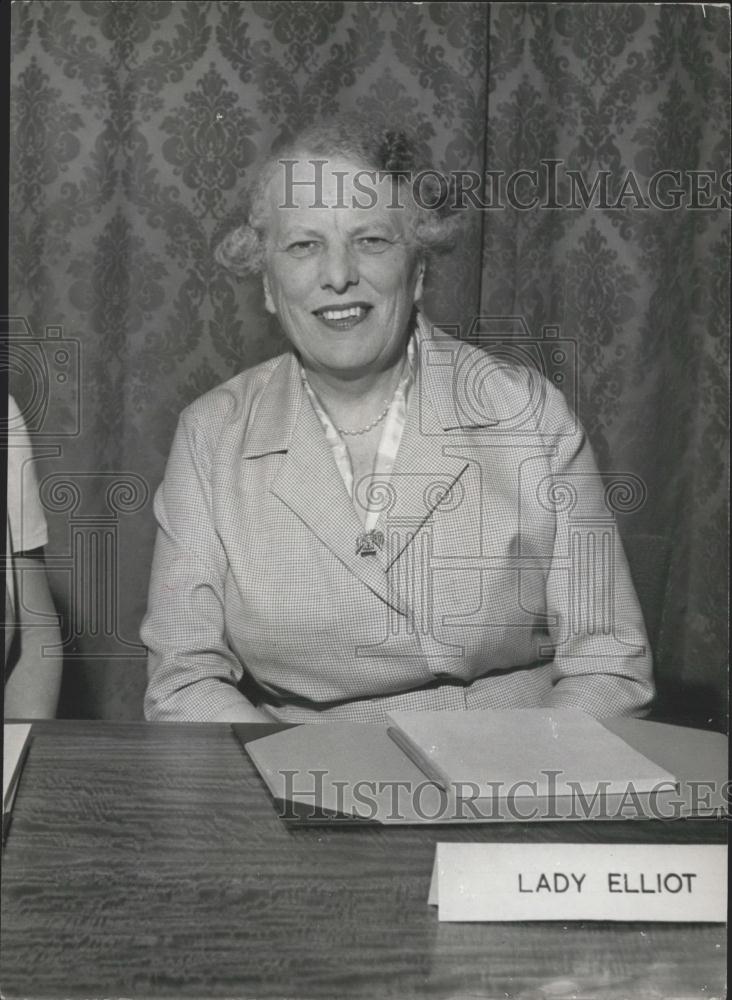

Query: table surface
<box><xmin>0</xmin><ymin>721</ymin><xmax>727</xmax><ymax>1000</ymax></box>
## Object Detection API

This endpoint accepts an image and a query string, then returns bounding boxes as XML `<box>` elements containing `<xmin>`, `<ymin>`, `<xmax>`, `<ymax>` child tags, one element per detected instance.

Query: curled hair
<box><xmin>214</xmin><ymin>113</ymin><xmax>461</xmax><ymax>277</ymax></box>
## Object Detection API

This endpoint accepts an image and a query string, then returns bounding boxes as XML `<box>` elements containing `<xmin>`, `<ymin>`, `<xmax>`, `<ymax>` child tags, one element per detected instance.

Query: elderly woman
<box><xmin>142</xmin><ymin>116</ymin><xmax>654</xmax><ymax>723</ymax></box>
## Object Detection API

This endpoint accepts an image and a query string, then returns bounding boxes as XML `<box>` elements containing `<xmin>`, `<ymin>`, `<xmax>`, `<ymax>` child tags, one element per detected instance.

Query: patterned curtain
<box><xmin>8</xmin><ymin>2</ymin><xmax>728</xmax><ymax>722</ymax></box>
<box><xmin>483</xmin><ymin>5</ymin><xmax>729</xmax><ymax>725</ymax></box>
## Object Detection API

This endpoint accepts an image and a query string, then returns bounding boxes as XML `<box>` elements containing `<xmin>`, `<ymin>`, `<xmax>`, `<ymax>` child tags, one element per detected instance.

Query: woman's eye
<box><xmin>286</xmin><ymin>241</ymin><xmax>319</xmax><ymax>257</ymax></box>
<box><xmin>356</xmin><ymin>236</ymin><xmax>391</xmax><ymax>253</ymax></box>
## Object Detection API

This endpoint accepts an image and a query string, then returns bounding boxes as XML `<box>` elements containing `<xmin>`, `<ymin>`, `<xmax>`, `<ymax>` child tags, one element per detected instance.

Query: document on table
<box><xmin>238</xmin><ymin>710</ymin><xmax>730</xmax><ymax>824</ymax></box>
<box><xmin>385</xmin><ymin>707</ymin><xmax>677</xmax><ymax>799</ymax></box>
<box><xmin>3</xmin><ymin>723</ymin><xmax>33</xmax><ymax>815</ymax></box>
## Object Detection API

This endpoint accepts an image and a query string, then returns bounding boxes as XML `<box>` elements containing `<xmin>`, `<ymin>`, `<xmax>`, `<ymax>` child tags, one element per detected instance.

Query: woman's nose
<box><xmin>319</xmin><ymin>242</ymin><xmax>359</xmax><ymax>292</ymax></box>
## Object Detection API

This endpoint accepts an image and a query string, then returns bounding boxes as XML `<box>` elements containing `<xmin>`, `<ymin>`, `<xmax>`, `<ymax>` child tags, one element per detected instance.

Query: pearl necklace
<box><xmin>336</xmin><ymin>401</ymin><xmax>391</xmax><ymax>436</ymax></box>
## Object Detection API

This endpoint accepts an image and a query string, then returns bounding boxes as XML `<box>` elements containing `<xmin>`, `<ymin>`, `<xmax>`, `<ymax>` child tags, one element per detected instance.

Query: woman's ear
<box><xmin>262</xmin><ymin>272</ymin><xmax>276</xmax><ymax>314</ymax></box>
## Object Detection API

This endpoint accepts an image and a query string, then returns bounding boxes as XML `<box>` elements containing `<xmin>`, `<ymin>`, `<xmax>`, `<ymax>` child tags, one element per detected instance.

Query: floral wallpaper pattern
<box><xmin>483</xmin><ymin>4</ymin><xmax>729</xmax><ymax>723</ymax></box>
<box><xmin>8</xmin><ymin>2</ymin><xmax>728</xmax><ymax>722</ymax></box>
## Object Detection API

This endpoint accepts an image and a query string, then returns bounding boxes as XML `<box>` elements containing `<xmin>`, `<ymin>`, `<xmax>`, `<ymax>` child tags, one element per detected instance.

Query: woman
<box><xmin>142</xmin><ymin>116</ymin><xmax>654</xmax><ymax>723</ymax></box>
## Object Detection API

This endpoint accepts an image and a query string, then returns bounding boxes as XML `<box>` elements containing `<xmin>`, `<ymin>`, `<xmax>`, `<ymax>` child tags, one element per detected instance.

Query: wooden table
<box><xmin>0</xmin><ymin>721</ymin><xmax>726</xmax><ymax>999</ymax></box>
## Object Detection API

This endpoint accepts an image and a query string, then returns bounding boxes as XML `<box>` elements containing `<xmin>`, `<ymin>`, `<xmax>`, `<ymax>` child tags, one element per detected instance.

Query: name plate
<box><xmin>428</xmin><ymin>843</ymin><xmax>727</xmax><ymax>922</ymax></box>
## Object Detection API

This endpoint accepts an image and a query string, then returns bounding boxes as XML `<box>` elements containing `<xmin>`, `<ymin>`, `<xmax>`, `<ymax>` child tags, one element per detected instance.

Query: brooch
<box><xmin>356</xmin><ymin>530</ymin><xmax>385</xmax><ymax>557</ymax></box>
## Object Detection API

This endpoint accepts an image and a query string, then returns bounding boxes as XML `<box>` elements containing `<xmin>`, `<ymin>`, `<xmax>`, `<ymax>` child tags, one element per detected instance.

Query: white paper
<box><xmin>429</xmin><ymin>842</ymin><xmax>727</xmax><ymax>922</ymax></box>
<box><xmin>3</xmin><ymin>723</ymin><xmax>32</xmax><ymax>812</ymax></box>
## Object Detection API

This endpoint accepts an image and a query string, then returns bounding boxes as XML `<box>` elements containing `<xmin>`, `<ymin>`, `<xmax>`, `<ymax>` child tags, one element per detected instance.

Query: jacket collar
<box><xmin>414</xmin><ymin>313</ymin><xmax>501</xmax><ymax>431</ymax></box>
<box><xmin>240</xmin><ymin>310</ymin><xmax>499</xmax><ymax>460</ymax></box>
<box><xmin>240</xmin><ymin>352</ymin><xmax>304</xmax><ymax>459</ymax></box>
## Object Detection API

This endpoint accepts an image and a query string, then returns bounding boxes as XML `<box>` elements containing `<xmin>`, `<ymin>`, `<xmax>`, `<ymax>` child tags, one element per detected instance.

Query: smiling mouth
<box><xmin>312</xmin><ymin>304</ymin><xmax>372</xmax><ymax>330</ymax></box>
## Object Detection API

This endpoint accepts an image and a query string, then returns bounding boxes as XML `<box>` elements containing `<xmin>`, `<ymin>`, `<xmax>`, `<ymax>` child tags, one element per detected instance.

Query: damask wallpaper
<box><xmin>7</xmin><ymin>2</ymin><xmax>729</xmax><ymax>722</ymax></box>
<box><xmin>482</xmin><ymin>4</ymin><xmax>729</xmax><ymax>724</ymax></box>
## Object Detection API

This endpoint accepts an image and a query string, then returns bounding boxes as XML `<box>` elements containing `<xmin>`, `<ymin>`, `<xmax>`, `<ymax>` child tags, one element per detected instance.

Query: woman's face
<box><xmin>262</xmin><ymin>155</ymin><xmax>424</xmax><ymax>381</ymax></box>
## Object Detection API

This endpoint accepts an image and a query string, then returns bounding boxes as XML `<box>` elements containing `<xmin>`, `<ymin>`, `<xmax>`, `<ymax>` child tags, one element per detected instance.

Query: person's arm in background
<box><xmin>4</xmin><ymin>395</ymin><xmax>62</xmax><ymax>718</ymax></box>
<box><xmin>539</xmin><ymin>382</ymin><xmax>655</xmax><ymax>717</ymax></box>
<box><xmin>4</xmin><ymin>551</ymin><xmax>62</xmax><ymax>718</ymax></box>
<box><xmin>142</xmin><ymin>399</ymin><xmax>271</xmax><ymax>723</ymax></box>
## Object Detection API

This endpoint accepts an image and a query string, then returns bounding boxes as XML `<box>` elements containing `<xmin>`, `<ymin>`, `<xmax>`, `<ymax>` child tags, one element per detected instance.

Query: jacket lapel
<box><xmin>372</xmin><ymin>385</ymin><xmax>470</xmax><ymax>572</ymax></box>
<box><xmin>248</xmin><ymin>355</ymin><xmax>406</xmax><ymax>613</ymax></box>
<box><xmin>242</xmin><ymin>317</ymin><xmax>500</xmax><ymax>614</ymax></box>
<box><xmin>373</xmin><ymin>316</ymin><xmax>499</xmax><ymax>575</ymax></box>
